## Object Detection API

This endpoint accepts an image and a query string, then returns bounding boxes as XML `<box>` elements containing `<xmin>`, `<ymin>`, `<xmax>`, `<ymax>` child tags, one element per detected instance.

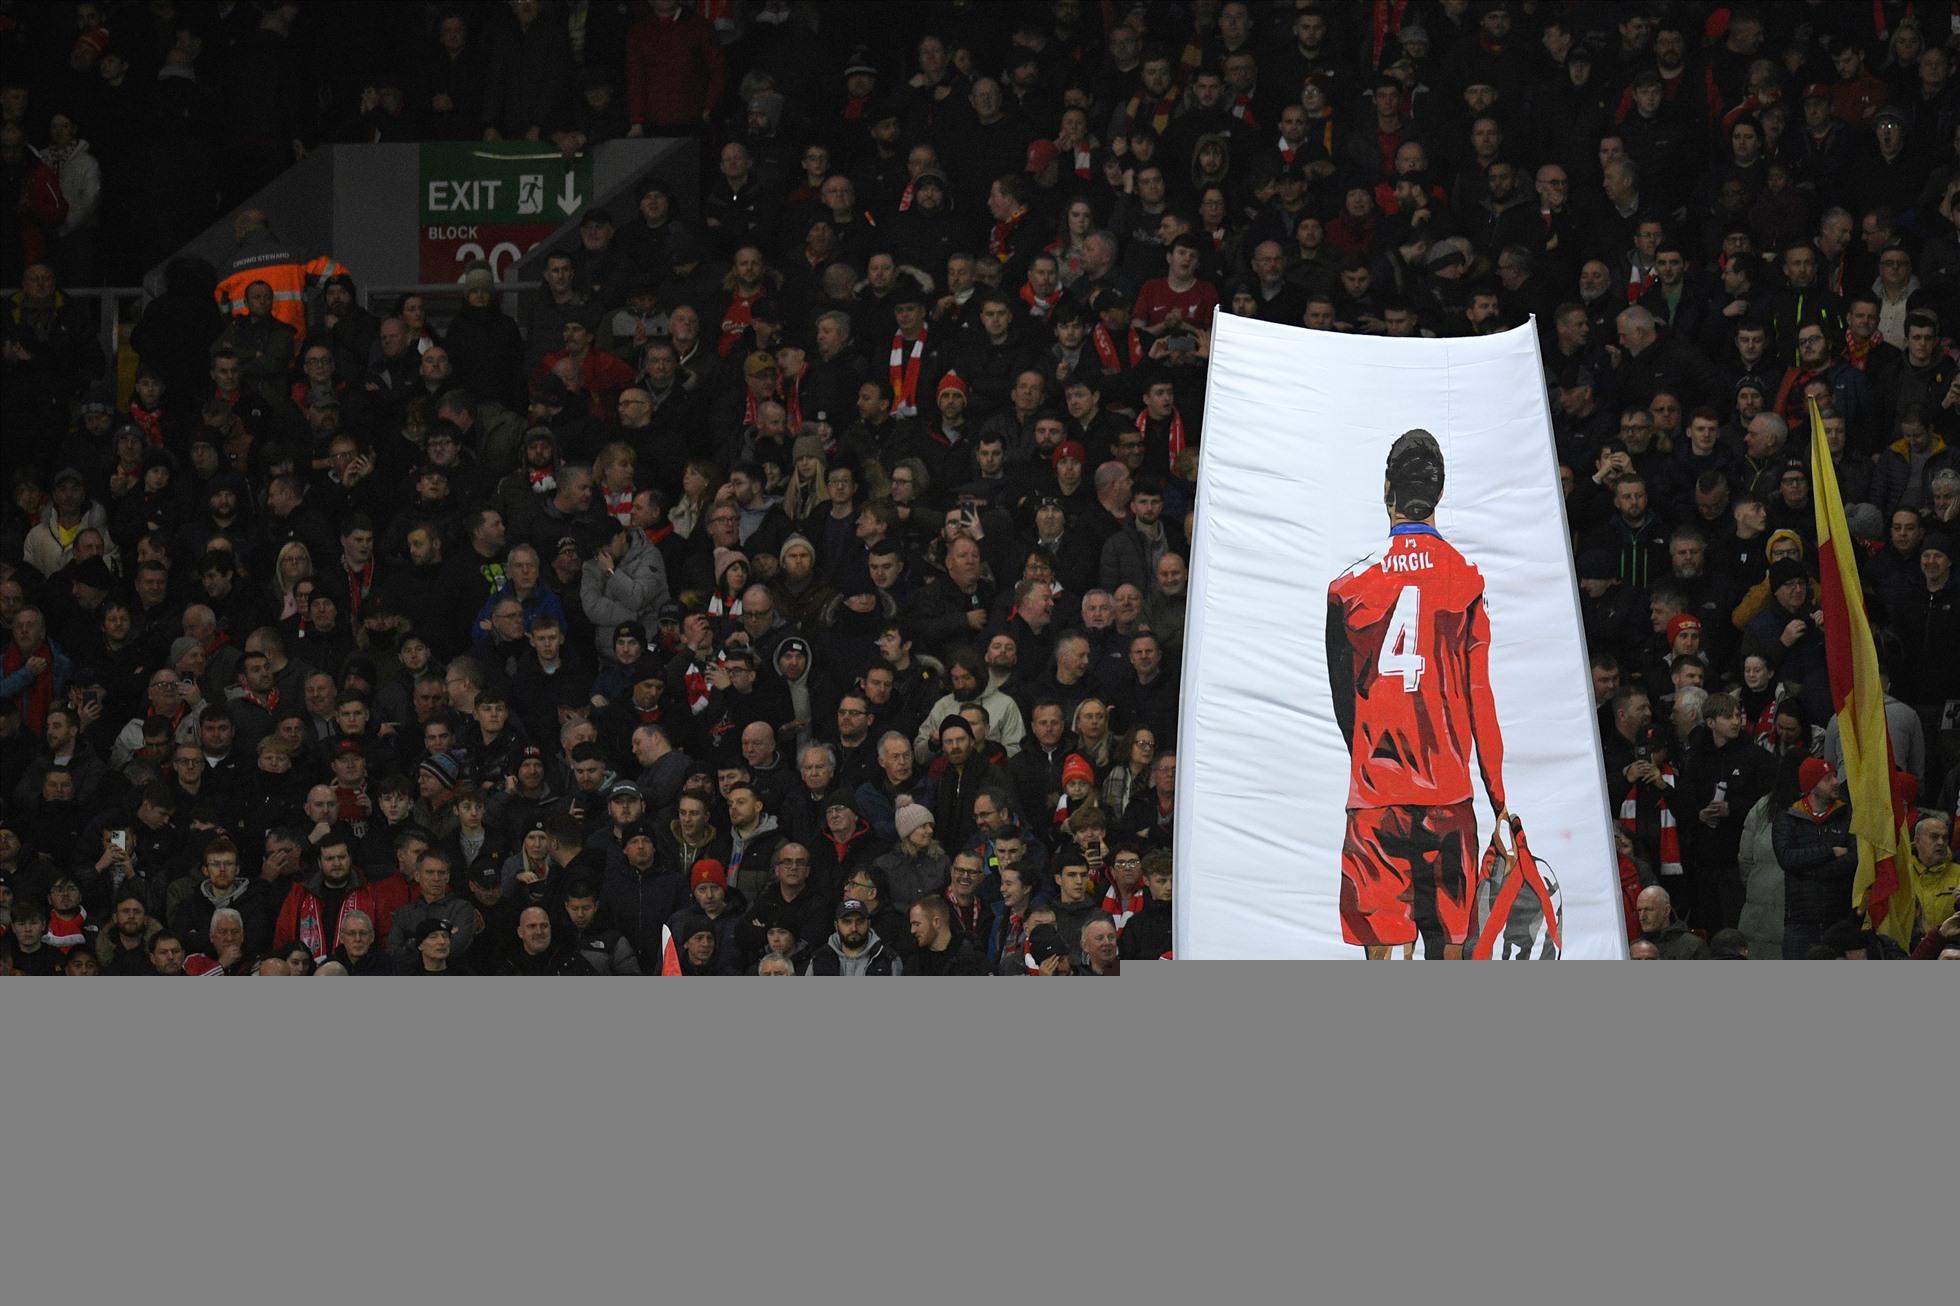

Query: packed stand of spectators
<box><xmin>4</xmin><ymin>1</ymin><xmax>1959</xmax><ymax>972</ymax></box>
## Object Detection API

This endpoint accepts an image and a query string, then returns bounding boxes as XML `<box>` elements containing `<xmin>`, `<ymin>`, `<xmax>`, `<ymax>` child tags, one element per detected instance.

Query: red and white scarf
<box><xmin>988</xmin><ymin>208</ymin><xmax>1028</xmax><ymax>264</ymax></box>
<box><xmin>1140</xmin><ymin>407</ymin><xmax>1187</xmax><ymax>461</ymax></box>
<box><xmin>1019</xmin><ymin>284</ymin><xmax>1062</xmax><ymax>318</ymax></box>
<box><xmin>1100</xmin><ymin>884</ymin><xmax>1144</xmax><ymax>932</ymax></box>
<box><xmin>1619</xmin><ymin>769</ymin><xmax>1682</xmax><ymax>878</ymax></box>
<box><xmin>46</xmin><ymin>907</ymin><xmax>89</xmax><ymax>951</ymax></box>
<box><xmin>684</xmin><ymin>658</ymin><xmax>716</xmax><ymax>714</ymax></box>
<box><xmin>1091</xmin><ymin>323</ymin><xmax>1143</xmax><ymax>371</ymax></box>
<box><xmin>742</xmin><ymin>379</ymin><xmax>802</xmax><ymax>432</ymax></box>
<box><xmin>295</xmin><ymin>884</ymin><xmax>365</xmax><ymax>962</ymax></box>
<box><xmin>526</xmin><ymin>465</ymin><xmax>558</xmax><ymax>492</ymax></box>
<box><xmin>603</xmin><ymin>486</ymin><xmax>635</xmax><ymax>526</ymax></box>
<box><xmin>889</xmin><ymin>329</ymin><xmax>928</xmax><ymax>416</ymax></box>
<box><xmin>238</xmin><ymin>686</ymin><xmax>279</xmax><ymax>714</ymax></box>
<box><xmin>944</xmin><ymin>887</ymin><xmax>983</xmax><ymax>940</ymax></box>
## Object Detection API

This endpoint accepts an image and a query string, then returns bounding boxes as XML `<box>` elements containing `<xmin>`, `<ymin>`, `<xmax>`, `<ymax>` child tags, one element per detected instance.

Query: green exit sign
<box><xmin>419</xmin><ymin>143</ymin><xmax>593</xmax><ymax>223</ymax></box>
<box><xmin>418</xmin><ymin>143</ymin><xmax>596</xmax><ymax>281</ymax></box>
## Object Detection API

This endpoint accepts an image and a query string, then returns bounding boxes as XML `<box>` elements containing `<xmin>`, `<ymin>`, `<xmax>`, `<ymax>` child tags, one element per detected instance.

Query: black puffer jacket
<box><xmin>1771</xmin><ymin>799</ymin><xmax>1858</xmax><ymax>932</ymax></box>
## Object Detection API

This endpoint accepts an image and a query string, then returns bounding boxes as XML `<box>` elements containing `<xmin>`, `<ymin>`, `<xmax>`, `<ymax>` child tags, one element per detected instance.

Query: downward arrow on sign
<box><xmin>557</xmin><ymin>172</ymin><xmax>583</xmax><ymax>215</ymax></box>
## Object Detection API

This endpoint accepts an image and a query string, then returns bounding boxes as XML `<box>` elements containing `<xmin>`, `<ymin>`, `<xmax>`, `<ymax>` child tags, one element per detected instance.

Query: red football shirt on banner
<box><xmin>1326</xmin><ymin>523</ymin><xmax>1507</xmax><ymax>812</ymax></box>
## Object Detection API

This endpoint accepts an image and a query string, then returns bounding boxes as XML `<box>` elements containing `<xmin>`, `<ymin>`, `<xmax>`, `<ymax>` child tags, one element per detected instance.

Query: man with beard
<box><xmin>803</xmin><ymin>896</ymin><xmax>904</xmax><ymax>974</ymax></box>
<box><xmin>925</xmin><ymin>716</ymin><xmax>1007</xmax><ymax>854</ymax></box>
<box><xmin>269</xmin><ymin>832</ymin><xmax>381</xmax><ymax>964</ymax></box>
<box><xmin>914</xmin><ymin>646</ymin><xmax>1026</xmax><ymax>761</ymax></box>
<box><xmin>166</xmin><ymin>836</ymin><xmax>272</xmax><ymax>956</ymax></box>
<box><xmin>96</xmin><ymin>889</ymin><xmax>163</xmax><ymax>974</ymax></box>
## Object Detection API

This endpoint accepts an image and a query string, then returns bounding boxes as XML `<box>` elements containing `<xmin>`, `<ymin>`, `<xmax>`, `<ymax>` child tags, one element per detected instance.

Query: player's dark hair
<box><xmin>1384</xmin><ymin>429</ymin><xmax>1445</xmax><ymax>521</ymax></box>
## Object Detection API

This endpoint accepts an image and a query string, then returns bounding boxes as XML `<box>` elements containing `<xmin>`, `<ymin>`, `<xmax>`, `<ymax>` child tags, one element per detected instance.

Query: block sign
<box><xmin>418</xmin><ymin>143</ymin><xmax>593</xmax><ymax>282</ymax></box>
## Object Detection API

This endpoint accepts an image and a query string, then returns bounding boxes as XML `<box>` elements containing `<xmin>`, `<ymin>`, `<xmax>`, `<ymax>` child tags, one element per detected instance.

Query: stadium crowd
<box><xmin>3</xmin><ymin>0</ymin><xmax>1959</xmax><ymax>971</ymax></box>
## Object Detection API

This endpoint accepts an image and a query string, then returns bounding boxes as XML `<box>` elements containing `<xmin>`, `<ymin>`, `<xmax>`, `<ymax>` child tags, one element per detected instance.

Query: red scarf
<box><xmin>1620</xmin><ymin>769</ymin><xmax>1682</xmax><ymax>878</ymax></box>
<box><xmin>1140</xmin><ymin>407</ymin><xmax>1187</xmax><ymax>461</ymax></box>
<box><xmin>527</xmin><ymin>465</ymin><xmax>558</xmax><ymax>492</ymax></box>
<box><xmin>988</xmin><ymin>208</ymin><xmax>1028</xmax><ymax>264</ymax></box>
<box><xmin>2</xmin><ymin>639</ymin><xmax>55</xmax><ymax>733</ymax></box>
<box><xmin>1229</xmin><ymin>94</ymin><xmax>1260</xmax><ymax>130</ymax></box>
<box><xmin>1618</xmin><ymin>853</ymin><xmax>1644</xmax><ymax>944</ymax></box>
<box><xmin>129</xmin><ymin>400</ymin><xmax>164</xmax><ymax>446</ymax></box>
<box><xmin>1018</xmin><ymin>284</ymin><xmax>1062</xmax><ymax>318</ymax></box>
<box><xmin>1370</xmin><ymin>0</ymin><xmax>1411</xmax><ymax>63</ymax></box>
<box><xmin>640</xmin><ymin>521</ymin><xmax>673</xmax><ymax>548</ymax></box>
<box><xmin>1091</xmin><ymin>323</ymin><xmax>1144</xmax><ymax>371</ymax></box>
<box><xmin>1842</xmin><ymin>326</ymin><xmax>1883</xmax><ymax>369</ymax></box>
<box><xmin>342</xmin><ymin>557</ymin><xmax>375</xmax><ymax>620</ymax></box>
<box><xmin>889</xmin><ymin>329</ymin><xmax>928</xmax><ymax>416</ymax></box>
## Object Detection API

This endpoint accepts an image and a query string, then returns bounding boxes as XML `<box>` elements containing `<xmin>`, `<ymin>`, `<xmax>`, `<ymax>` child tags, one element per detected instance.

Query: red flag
<box><xmin>659</xmin><ymin>924</ymin><xmax>682</xmax><ymax>976</ymax></box>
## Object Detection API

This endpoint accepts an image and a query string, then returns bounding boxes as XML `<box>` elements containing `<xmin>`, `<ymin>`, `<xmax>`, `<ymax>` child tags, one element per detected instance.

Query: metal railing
<box><xmin>2</xmin><ymin>279</ymin><xmax>545</xmax><ymax>402</ymax></box>
<box><xmin>358</xmin><ymin>281</ymin><xmax>541</xmax><ymax>335</ymax></box>
<box><xmin>359</xmin><ymin>281</ymin><xmax>539</xmax><ymax>309</ymax></box>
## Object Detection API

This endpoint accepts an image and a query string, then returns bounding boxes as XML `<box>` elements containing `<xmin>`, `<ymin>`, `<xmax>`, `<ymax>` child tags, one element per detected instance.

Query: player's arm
<box><xmin>1465</xmin><ymin>592</ymin><xmax>1507</xmax><ymax>814</ymax></box>
<box><xmin>1326</xmin><ymin>594</ymin><xmax>1356</xmax><ymax>750</ymax></box>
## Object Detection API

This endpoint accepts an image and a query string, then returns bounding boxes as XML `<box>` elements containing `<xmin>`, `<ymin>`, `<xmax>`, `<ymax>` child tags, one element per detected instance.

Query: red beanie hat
<box><xmin>1798</xmin><ymin>757</ymin><xmax>1833</xmax><ymax>795</ymax></box>
<box><xmin>690</xmin><ymin>859</ymin><xmax>729</xmax><ymax>889</ymax></box>
<box><xmin>1061</xmin><ymin>754</ymin><xmax>1095</xmax><ymax>786</ymax></box>
<box><xmin>1666</xmin><ymin>613</ymin><xmax>1702</xmax><ymax>644</ymax></box>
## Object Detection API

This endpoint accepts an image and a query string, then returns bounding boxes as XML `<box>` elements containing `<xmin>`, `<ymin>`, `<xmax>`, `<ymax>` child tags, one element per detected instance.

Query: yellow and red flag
<box><xmin>1807</xmin><ymin>398</ymin><xmax>1914</xmax><ymax>945</ymax></box>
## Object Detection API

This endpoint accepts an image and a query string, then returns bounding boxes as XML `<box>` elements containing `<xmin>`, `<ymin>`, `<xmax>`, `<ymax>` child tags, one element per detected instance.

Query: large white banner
<box><xmin>1174</xmin><ymin>315</ymin><xmax>1626</xmax><ymax>959</ymax></box>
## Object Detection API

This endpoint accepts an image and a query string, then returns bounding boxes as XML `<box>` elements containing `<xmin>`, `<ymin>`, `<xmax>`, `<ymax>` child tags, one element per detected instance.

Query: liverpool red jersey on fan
<box><xmin>1326</xmin><ymin>523</ymin><xmax>1507</xmax><ymax>811</ymax></box>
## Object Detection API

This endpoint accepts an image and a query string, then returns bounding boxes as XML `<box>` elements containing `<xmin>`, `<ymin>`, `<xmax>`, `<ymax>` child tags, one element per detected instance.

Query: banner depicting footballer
<box><xmin>1174</xmin><ymin>315</ymin><xmax>1626</xmax><ymax>959</ymax></box>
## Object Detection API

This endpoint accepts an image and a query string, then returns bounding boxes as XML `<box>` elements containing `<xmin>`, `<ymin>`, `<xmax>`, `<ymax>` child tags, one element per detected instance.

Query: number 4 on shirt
<box><xmin>1378</xmin><ymin>586</ymin><xmax>1426</xmax><ymax>692</ymax></box>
